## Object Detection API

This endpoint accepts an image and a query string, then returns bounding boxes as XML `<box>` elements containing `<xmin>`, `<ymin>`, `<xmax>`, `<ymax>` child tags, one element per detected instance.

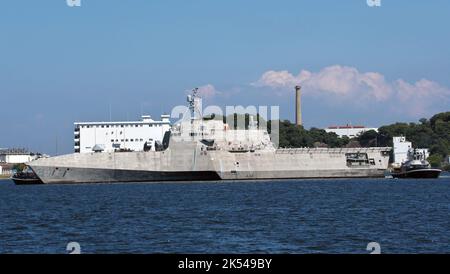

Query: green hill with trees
<box><xmin>272</xmin><ymin>112</ymin><xmax>449</xmax><ymax>170</ymax></box>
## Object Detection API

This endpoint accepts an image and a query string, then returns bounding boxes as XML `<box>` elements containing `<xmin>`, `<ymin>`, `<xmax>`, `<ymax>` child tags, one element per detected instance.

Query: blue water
<box><xmin>1</xmin><ymin>177</ymin><xmax>450</xmax><ymax>254</ymax></box>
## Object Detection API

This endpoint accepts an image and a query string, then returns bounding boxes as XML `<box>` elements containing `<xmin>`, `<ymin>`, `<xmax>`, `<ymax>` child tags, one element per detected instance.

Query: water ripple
<box><xmin>1</xmin><ymin>178</ymin><xmax>450</xmax><ymax>253</ymax></box>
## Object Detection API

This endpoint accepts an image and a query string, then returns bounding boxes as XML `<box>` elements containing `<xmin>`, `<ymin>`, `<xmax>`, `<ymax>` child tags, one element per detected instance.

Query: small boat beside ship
<box><xmin>11</xmin><ymin>167</ymin><xmax>43</xmax><ymax>185</ymax></box>
<box><xmin>390</xmin><ymin>147</ymin><xmax>441</xmax><ymax>179</ymax></box>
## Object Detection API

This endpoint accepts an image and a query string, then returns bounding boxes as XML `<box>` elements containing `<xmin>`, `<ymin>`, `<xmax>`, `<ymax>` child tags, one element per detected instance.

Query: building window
<box><xmin>140</xmin><ymin>139</ymin><xmax>143</xmax><ymax>142</ymax></box>
<box><xmin>111</xmin><ymin>139</ymin><xmax>114</xmax><ymax>142</ymax></box>
<box><xmin>130</xmin><ymin>139</ymin><xmax>134</xmax><ymax>142</ymax></box>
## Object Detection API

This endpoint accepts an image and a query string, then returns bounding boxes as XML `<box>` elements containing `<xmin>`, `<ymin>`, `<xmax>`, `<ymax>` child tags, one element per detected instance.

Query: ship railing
<box><xmin>275</xmin><ymin>147</ymin><xmax>390</xmax><ymax>154</ymax></box>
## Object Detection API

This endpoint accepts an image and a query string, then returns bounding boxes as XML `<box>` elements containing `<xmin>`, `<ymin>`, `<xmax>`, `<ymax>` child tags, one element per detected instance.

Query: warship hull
<box><xmin>28</xmin><ymin>166</ymin><xmax>386</xmax><ymax>184</ymax></box>
<box><xmin>25</xmin><ymin>142</ymin><xmax>391</xmax><ymax>184</ymax></box>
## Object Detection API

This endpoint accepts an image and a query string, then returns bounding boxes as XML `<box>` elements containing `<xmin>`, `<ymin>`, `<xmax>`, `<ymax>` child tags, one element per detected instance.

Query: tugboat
<box><xmin>391</xmin><ymin>148</ymin><xmax>442</xmax><ymax>179</ymax></box>
<box><xmin>11</xmin><ymin>167</ymin><xmax>43</xmax><ymax>185</ymax></box>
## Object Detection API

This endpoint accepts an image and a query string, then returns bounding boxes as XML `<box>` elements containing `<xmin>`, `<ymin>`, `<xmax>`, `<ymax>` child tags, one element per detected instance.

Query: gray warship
<box><xmin>19</xmin><ymin>91</ymin><xmax>391</xmax><ymax>184</ymax></box>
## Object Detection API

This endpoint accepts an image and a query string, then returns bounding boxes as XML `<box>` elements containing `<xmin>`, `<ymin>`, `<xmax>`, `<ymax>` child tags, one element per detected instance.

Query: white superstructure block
<box><xmin>393</xmin><ymin>136</ymin><xmax>412</xmax><ymax>164</ymax></box>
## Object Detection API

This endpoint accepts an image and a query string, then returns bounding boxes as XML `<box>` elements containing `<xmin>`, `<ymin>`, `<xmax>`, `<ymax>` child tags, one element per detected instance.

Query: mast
<box><xmin>187</xmin><ymin>87</ymin><xmax>202</xmax><ymax>122</ymax></box>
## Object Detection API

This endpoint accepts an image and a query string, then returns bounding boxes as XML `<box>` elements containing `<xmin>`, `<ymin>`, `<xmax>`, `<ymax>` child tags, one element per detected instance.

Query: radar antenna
<box><xmin>187</xmin><ymin>87</ymin><xmax>202</xmax><ymax>121</ymax></box>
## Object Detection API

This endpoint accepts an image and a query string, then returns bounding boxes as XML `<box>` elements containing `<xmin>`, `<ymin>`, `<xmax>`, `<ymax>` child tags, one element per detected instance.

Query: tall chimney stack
<box><xmin>295</xmin><ymin>85</ymin><xmax>302</xmax><ymax>126</ymax></box>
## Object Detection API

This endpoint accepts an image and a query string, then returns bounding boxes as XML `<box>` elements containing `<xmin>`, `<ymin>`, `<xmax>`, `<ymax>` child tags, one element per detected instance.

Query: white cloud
<box><xmin>196</xmin><ymin>84</ymin><xmax>220</xmax><ymax>99</ymax></box>
<box><xmin>253</xmin><ymin>65</ymin><xmax>393</xmax><ymax>100</ymax></box>
<box><xmin>393</xmin><ymin>78</ymin><xmax>450</xmax><ymax>115</ymax></box>
<box><xmin>253</xmin><ymin>65</ymin><xmax>450</xmax><ymax>116</ymax></box>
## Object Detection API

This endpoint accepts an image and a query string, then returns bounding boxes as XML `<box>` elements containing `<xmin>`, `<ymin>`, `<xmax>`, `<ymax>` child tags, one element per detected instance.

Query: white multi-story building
<box><xmin>324</xmin><ymin>125</ymin><xmax>378</xmax><ymax>138</ymax></box>
<box><xmin>74</xmin><ymin>115</ymin><xmax>171</xmax><ymax>153</ymax></box>
<box><xmin>0</xmin><ymin>148</ymin><xmax>38</xmax><ymax>164</ymax></box>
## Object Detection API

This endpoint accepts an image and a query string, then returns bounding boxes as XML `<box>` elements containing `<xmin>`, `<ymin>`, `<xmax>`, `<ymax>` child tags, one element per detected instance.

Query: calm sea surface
<box><xmin>1</xmin><ymin>176</ymin><xmax>450</xmax><ymax>254</ymax></box>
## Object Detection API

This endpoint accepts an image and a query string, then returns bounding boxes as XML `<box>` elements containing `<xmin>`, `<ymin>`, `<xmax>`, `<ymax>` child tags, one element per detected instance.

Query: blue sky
<box><xmin>1</xmin><ymin>0</ymin><xmax>450</xmax><ymax>154</ymax></box>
